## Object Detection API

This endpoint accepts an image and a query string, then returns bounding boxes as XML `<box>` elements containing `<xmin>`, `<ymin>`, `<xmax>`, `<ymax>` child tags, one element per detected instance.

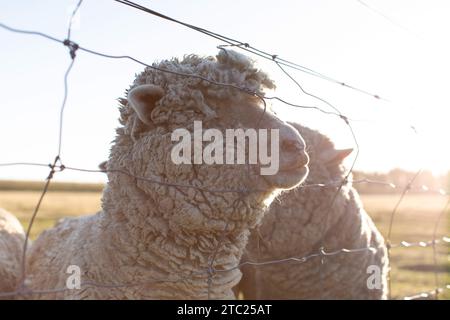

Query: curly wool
<box><xmin>239</xmin><ymin>124</ymin><xmax>389</xmax><ymax>300</ymax></box>
<box><xmin>0</xmin><ymin>208</ymin><xmax>25</xmax><ymax>296</ymax></box>
<box><xmin>24</xmin><ymin>50</ymin><xmax>308</xmax><ymax>299</ymax></box>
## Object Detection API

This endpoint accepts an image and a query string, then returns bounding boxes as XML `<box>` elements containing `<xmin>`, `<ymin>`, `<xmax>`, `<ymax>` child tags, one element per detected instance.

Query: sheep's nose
<box><xmin>279</xmin><ymin>126</ymin><xmax>309</xmax><ymax>170</ymax></box>
<box><xmin>281</xmin><ymin>139</ymin><xmax>304</xmax><ymax>153</ymax></box>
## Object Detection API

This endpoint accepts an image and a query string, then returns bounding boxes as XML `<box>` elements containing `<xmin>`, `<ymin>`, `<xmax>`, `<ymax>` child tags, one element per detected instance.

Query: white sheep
<box><xmin>239</xmin><ymin>123</ymin><xmax>388</xmax><ymax>299</ymax></box>
<box><xmin>0</xmin><ymin>208</ymin><xmax>26</xmax><ymax>296</ymax></box>
<box><xmin>23</xmin><ymin>50</ymin><xmax>310</xmax><ymax>299</ymax></box>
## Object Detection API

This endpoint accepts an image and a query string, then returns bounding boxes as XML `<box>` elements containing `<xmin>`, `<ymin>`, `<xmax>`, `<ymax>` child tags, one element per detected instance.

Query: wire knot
<box><xmin>46</xmin><ymin>168</ymin><xmax>56</xmax><ymax>180</ymax></box>
<box><xmin>46</xmin><ymin>155</ymin><xmax>63</xmax><ymax>179</ymax></box>
<box><xmin>434</xmin><ymin>288</ymin><xmax>441</xmax><ymax>296</ymax></box>
<box><xmin>385</xmin><ymin>240</ymin><xmax>392</xmax><ymax>250</ymax></box>
<box><xmin>63</xmin><ymin>39</ymin><xmax>79</xmax><ymax>59</ymax></box>
<box><xmin>405</xmin><ymin>182</ymin><xmax>412</xmax><ymax>191</ymax></box>
<box><xmin>339</xmin><ymin>114</ymin><xmax>350</xmax><ymax>125</ymax></box>
<box><xmin>318</xmin><ymin>246</ymin><xmax>327</xmax><ymax>264</ymax></box>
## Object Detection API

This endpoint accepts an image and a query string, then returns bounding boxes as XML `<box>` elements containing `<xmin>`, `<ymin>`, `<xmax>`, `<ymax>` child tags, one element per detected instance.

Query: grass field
<box><xmin>0</xmin><ymin>183</ymin><xmax>448</xmax><ymax>299</ymax></box>
<box><xmin>363</xmin><ymin>194</ymin><xmax>449</xmax><ymax>299</ymax></box>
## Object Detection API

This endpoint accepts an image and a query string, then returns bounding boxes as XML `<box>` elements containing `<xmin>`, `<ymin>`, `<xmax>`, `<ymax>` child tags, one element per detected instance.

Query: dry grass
<box><xmin>0</xmin><ymin>187</ymin><xmax>448</xmax><ymax>299</ymax></box>
<box><xmin>0</xmin><ymin>180</ymin><xmax>103</xmax><ymax>192</ymax></box>
<box><xmin>0</xmin><ymin>190</ymin><xmax>101</xmax><ymax>239</ymax></box>
<box><xmin>361</xmin><ymin>194</ymin><xmax>449</xmax><ymax>299</ymax></box>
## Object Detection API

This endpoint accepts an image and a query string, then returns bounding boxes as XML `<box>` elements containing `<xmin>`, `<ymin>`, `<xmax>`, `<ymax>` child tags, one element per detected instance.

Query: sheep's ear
<box><xmin>323</xmin><ymin>148</ymin><xmax>353</xmax><ymax>166</ymax></box>
<box><xmin>128</xmin><ymin>84</ymin><xmax>165</xmax><ymax>125</ymax></box>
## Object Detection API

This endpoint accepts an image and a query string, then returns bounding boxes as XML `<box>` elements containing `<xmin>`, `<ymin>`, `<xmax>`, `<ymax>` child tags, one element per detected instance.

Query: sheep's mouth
<box><xmin>281</xmin><ymin>164</ymin><xmax>309</xmax><ymax>178</ymax></box>
<box><xmin>279</xmin><ymin>162</ymin><xmax>308</xmax><ymax>172</ymax></box>
<box><xmin>262</xmin><ymin>164</ymin><xmax>309</xmax><ymax>190</ymax></box>
<box><xmin>279</xmin><ymin>151</ymin><xmax>310</xmax><ymax>172</ymax></box>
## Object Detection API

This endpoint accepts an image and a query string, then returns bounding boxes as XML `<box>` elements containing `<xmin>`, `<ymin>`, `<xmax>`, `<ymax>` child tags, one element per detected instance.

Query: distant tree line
<box><xmin>0</xmin><ymin>169</ymin><xmax>449</xmax><ymax>195</ymax></box>
<box><xmin>353</xmin><ymin>169</ymin><xmax>450</xmax><ymax>194</ymax></box>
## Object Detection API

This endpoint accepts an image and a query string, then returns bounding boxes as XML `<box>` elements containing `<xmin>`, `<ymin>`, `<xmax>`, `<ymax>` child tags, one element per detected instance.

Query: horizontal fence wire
<box><xmin>0</xmin><ymin>0</ymin><xmax>448</xmax><ymax>300</ymax></box>
<box><xmin>0</xmin><ymin>236</ymin><xmax>447</xmax><ymax>298</ymax></box>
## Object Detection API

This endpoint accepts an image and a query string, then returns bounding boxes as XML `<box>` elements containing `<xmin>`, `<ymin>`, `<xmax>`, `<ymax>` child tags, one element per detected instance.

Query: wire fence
<box><xmin>0</xmin><ymin>0</ymin><xmax>448</xmax><ymax>300</ymax></box>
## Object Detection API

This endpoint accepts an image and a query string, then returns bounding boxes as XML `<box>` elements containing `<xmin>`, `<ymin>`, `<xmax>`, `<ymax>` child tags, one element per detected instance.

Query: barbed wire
<box><xmin>390</xmin><ymin>236</ymin><xmax>450</xmax><ymax>249</ymax></box>
<box><xmin>385</xmin><ymin>169</ymin><xmax>423</xmax><ymax>300</ymax></box>
<box><xmin>1</xmin><ymin>161</ymin><xmax>448</xmax><ymax>196</ymax></box>
<box><xmin>0</xmin><ymin>0</ymin><xmax>448</xmax><ymax>300</ymax></box>
<box><xmin>403</xmin><ymin>285</ymin><xmax>450</xmax><ymax>300</ymax></box>
<box><xmin>431</xmin><ymin>197</ymin><xmax>450</xmax><ymax>299</ymax></box>
<box><xmin>113</xmin><ymin>0</ymin><xmax>385</xmax><ymax>100</ymax></box>
<box><xmin>0</xmin><ymin>22</ymin><xmax>358</xmax><ymax>122</ymax></box>
<box><xmin>0</xmin><ymin>235</ymin><xmax>447</xmax><ymax>299</ymax></box>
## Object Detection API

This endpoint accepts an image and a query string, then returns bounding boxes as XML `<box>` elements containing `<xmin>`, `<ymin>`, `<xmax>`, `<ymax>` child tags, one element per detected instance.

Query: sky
<box><xmin>0</xmin><ymin>0</ymin><xmax>449</xmax><ymax>182</ymax></box>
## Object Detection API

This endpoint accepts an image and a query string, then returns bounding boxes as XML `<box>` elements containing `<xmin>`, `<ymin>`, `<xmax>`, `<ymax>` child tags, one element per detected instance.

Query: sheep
<box><xmin>239</xmin><ymin>123</ymin><xmax>388</xmax><ymax>300</ymax></box>
<box><xmin>0</xmin><ymin>208</ymin><xmax>26</xmax><ymax>296</ymax></box>
<box><xmin>23</xmin><ymin>50</ymin><xmax>310</xmax><ymax>299</ymax></box>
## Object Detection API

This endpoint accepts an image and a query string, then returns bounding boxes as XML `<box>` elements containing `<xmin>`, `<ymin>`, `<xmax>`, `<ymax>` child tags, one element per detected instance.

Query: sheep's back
<box><xmin>0</xmin><ymin>208</ymin><xmax>26</xmax><ymax>296</ymax></box>
<box><xmin>239</xmin><ymin>187</ymin><xmax>388</xmax><ymax>299</ymax></box>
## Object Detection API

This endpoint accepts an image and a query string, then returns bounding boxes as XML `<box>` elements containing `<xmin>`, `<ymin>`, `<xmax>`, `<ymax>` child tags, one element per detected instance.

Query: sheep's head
<box><xmin>253</xmin><ymin>124</ymin><xmax>353</xmax><ymax>257</ymax></box>
<box><xmin>107</xmin><ymin>50</ymin><xmax>310</xmax><ymax>234</ymax></box>
<box><xmin>290</xmin><ymin>123</ymin><xmax>353</xmax><ymax>185</ymax></box>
